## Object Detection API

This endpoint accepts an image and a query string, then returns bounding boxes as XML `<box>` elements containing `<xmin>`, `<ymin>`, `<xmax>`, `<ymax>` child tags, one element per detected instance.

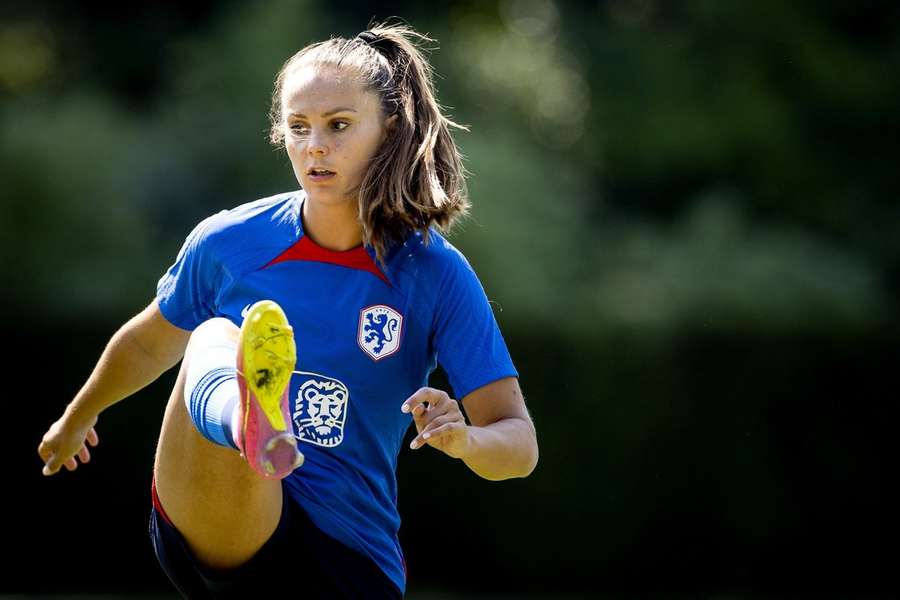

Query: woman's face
<box><xmin>281</xmin><ymin>64</ymin><xmax>393</xmax><ymax>209</ymax></box>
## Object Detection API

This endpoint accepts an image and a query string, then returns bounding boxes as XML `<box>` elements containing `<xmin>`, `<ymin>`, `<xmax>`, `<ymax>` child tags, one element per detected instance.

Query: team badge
<box><xmin>292</xmin><ymin>372</ymin><xmax>349</xmax><ymax>448</ymax></box>
<box><xmin>358</xmin><ymin>305</ymin><xmax>403</xmax><ymax>361</ymax></box>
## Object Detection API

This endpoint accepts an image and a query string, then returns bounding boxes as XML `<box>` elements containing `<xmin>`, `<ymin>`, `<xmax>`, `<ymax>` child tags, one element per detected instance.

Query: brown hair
<box><xmin>269</xmin><ymin>22</ymin><xmax>470</xmax><ymax>264</ymax></box>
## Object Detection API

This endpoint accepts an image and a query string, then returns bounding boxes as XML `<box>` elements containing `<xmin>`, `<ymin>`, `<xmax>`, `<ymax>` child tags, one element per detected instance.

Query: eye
<box><xmin>331</xmin><ymin>120</ymin><xmax>349</xmax><ymax>131</ymax></box>
<box><xmin>289</xmin><ymin>123</ymin><xmax>310</xmax><ymax>135</ymax></box>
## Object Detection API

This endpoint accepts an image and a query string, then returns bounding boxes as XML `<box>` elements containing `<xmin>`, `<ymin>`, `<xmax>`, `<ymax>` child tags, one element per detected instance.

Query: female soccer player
<box><xmin>37</xmin><ymin>23</ymin><xmax>538</xmax><ymax>599</ymax></box>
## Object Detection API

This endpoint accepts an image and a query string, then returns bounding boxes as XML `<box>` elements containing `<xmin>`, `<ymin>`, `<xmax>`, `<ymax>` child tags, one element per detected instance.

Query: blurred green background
<box><xmin>7</xmin><ymin>0</ymin><xmax>898</xmax><ymax>597</ymax></box>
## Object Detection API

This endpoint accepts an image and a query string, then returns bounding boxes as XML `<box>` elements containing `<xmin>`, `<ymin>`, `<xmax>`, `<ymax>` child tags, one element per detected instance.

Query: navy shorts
<box><xmin>149</xmin><ymin>479</ymin><xmax>403</xmax><ymax>599</ymax></box>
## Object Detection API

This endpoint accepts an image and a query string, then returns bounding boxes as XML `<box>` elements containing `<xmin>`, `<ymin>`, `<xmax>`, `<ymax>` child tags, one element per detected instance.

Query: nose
<box><xmin>307</xmin><ymin>130</ymin><xmax>328</xmax><ymax>156</ymax></box>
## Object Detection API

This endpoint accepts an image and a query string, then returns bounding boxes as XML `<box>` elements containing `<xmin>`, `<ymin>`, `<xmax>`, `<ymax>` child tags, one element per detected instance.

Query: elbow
<box><xmin>475</xmin><ymin>443</ymin><xmax>538</xmax><ymax>482</ymax></box>
<box><xmin>510</xmin><ymin>420</ymin><xmax>539</xmax><ymax>479</ymax></box>
<box><xmin>493</xmin><ymin>446</ymin><xmax>537</xmax><ymax>481</ymax></box>
<box><xmin>522</xmin><ymin>414</ymin><xmax>539</xmax><ymax>477</ymax></box>
<box><xmin>527</xmin><ymin>443</ymin><xmax>539</xmax><ymax>476</ymax></box>
<box><xmin>520</xmin><ymin>434</ymin><xmax>539</xmax><ymax>478</ymax></box>
<box><xmin>469</xmin><ymin>416</ymin><xmax>539</xmax><ymax>481</ymax></box>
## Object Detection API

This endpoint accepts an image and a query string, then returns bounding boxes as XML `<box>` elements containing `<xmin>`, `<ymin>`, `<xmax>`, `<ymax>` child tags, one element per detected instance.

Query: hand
<box><xmin>401</xmin><ymin>387</ymin><xmax>470</xmax><ymax>459</ymax></box>
<box><xmin>38</xmin><ymin>411</ymin><xmax>100</xmax><ymax>476</ymax></box>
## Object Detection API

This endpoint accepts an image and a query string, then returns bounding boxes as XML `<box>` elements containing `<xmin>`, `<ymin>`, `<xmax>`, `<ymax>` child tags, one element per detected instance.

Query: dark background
<box><xmin>5</xmin><ymin>1</ymin><xmax>898</xmax><ymax>597</ymax></box>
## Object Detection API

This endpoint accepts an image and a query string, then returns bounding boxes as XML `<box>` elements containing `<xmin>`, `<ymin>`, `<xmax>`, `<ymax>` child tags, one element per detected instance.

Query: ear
<box><xmin>379</xmin><ymin>114</ymin><xmax>398</xmax><ymax>145</ymax></box>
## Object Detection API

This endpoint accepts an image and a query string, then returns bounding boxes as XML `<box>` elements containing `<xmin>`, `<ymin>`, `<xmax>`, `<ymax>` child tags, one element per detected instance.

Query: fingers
<box><xmin>410</xmin><ymin>422</ymin><xmax>469</xmax><ymax>459</ymax></box>
<box><xmin>42</xmin><ymin>449</ymin><xmax>67</xmax><ymax>476</ymax></box>
<box><xmin>402</xmin><ymin>388</ymin><xmax>470</xmax><ymax>458</ymax></box>
<box><xmin>38</xmin><ymin>439</ymin><xmax>59</xmax><ymax>476</ymax></box>
<box><xmin>423</xmin><ymin>422</ymin><xmax>466</xmax><ymax>444</ymax></box>
<box><xmin>400</xmin><ymin>388</ymin><xmax>428</xmax><ymax>414</ymax></box>
<box><xmin>401</xmin><ymin>387</ymin><xmax>451</xmax><ymax>416</ymax></box>
<box><xmin>42</xmin><ymin>449</ymin><xmax>90</xmax><ymax>476</ymax></box>
<box><xmin>409</xmin><ymin>414</ymin><xmax>462</xmax><ymax>449</ymax></box>
<box><xmin>37</xmin><ymin>440</ymin><xmax>53</xmax><ymax>465</ymax></box>
<box><xmin>41</xmin><ymin>452</ymin><xmax>74</xmax><ymax>475</ymax></box>
<box><xmin>402</xmin><ymin>388</ymin><xmax>457</xmax><ymax>435</ymax></box>
<box><xmin>38</xmin><ymin>427</ymin><xmax>97</xmax><ymax>476</ymax></box>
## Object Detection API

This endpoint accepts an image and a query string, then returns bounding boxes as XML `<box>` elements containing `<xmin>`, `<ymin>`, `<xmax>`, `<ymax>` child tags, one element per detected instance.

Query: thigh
<box><xmin>149</xmin><ymin>483</ymin><xmax>403</xmax><ymax>600</ymax></box>
<box><xmin>154</xmin><ymin>338</ymin><xmax>283</xmax><ymax>572</ymax></box>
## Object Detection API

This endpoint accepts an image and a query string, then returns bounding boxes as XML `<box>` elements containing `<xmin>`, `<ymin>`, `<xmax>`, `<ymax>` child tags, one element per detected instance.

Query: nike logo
<box><xmin>241</xmin><ymin>303</ymin><xmax>253</xmax><ymax>319</ymax></box>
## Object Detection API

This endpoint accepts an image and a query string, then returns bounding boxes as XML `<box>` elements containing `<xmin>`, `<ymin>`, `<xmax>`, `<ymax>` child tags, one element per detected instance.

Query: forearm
<box><xmin>461</xmin><ymin>417</ymin><xmax>538</xmax><ymax>481</ymax></box>
<box><xmin>65</xmin><ymin>324</ymin><xmax>179</xmax><ymax>424</ymax></box>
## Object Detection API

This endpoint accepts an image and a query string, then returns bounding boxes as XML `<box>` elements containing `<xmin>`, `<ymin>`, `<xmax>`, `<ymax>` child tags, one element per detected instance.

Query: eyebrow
<box><xmin>289</xmin><ymin>108</ymin><xmax>358</xmax><ymax>119</ymax></box>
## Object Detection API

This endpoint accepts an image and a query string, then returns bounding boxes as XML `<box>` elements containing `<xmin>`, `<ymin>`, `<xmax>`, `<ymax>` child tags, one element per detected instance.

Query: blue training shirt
<box><xmin>155</xmin><ymin>190</ymin><xmax>518</xmax><ymax>594</ymax></box>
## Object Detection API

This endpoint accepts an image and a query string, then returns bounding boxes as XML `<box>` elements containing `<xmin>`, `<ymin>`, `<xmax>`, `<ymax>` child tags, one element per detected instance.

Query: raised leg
<box><xmin>153</xmin><ymin>317</ymin><xmax>283</xmax><ymax>571</ymax></box>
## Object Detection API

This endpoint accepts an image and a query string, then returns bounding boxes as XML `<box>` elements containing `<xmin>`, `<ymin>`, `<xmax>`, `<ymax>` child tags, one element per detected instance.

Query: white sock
<box><xmin>183</xmin><ymin>321</ymin><xmax>241</xmax><ymax>450</ymax></box>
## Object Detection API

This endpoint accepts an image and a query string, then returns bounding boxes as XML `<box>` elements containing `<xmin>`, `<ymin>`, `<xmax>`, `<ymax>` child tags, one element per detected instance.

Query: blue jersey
<box><xmin>155</xmin><ymin>191</ymin><xmax>518</xmax><ymax>594</ymax></box>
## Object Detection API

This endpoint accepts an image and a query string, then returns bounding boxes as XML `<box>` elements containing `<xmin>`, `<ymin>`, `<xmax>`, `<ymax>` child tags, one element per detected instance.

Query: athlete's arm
<box><xmin>459</xmin><ymin>377</ymin><xmax>538</xmax><ymax>480</ymax></box>
<box><xmin>402</xmin><ymin>377</ymin><xmax>538</xmax><ymax>480</ymax></box>
<box><xmin>38</xmin><ymin>299</ymin><xmax>192</xmax><ymax>476</ymax></box>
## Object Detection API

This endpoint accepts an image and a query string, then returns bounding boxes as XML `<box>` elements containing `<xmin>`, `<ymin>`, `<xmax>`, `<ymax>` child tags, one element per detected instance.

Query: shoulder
<box><xmin>391</xmin><ymin>228</ymin><xmax>473</xmax><ymax>277</ymax></box>
<box><xmin>384</xmin><ymin>228</ymin><xmax>482</xmax><ymax>305</ymax></box>
<box><xmin>199</xmin><ymin>191</ymin><xmax>300</xmax><ymax>242</ymax></box>
<box><xmin>186</xmin><ymin>191</ymin><xmax>301</xmax><ymax>259</ymax></box>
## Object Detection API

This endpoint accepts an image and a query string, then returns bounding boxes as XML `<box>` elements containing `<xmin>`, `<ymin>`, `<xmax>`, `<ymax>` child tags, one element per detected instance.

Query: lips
<box><xmin>306</xmin><ymin>166</ymin><xmax>336</xmax><ymax>184</ymax></box>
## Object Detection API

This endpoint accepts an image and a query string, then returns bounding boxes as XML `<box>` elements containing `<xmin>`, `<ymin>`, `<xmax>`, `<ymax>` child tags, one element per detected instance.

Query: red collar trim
<box><xmin>262</xmin><ymin>235</ymin><xmax>390</xmax><ymax>286</ymax></box>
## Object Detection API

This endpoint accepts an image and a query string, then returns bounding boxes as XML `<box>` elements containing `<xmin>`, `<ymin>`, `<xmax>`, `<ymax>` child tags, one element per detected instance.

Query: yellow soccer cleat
<box><xmin>235</xmin><ymin>300</ymin><xmax>304</xmax><ymax>479</ymax></box>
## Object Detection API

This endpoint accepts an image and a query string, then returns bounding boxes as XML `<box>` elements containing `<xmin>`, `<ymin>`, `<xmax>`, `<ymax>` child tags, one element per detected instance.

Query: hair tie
<box><xmin>357</xmin><ymin>31</ymin><xmax>379</xmax><ymax>44</ymax></box>
<box><xmin>356</xmin><ymin>30</ymin><xmax>392</xmax><ymax>55</ymax></box>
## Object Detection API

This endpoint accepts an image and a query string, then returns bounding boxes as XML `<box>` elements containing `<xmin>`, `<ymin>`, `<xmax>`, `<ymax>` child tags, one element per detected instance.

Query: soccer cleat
<box><xmin>235</xmin><ymin>300</ymin><xmax>304</xmax><ymax>479</ymax></box>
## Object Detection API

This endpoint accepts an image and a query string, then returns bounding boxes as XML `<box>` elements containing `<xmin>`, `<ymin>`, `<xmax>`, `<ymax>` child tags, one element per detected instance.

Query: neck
<box><xmin>301</xmin><ymin>195</ymin><xmax>364</xmax><ymax>251</ymax></box>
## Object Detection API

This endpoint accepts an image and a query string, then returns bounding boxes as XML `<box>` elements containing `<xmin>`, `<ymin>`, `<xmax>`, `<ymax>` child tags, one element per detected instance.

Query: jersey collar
<box><xmin>262</xmin><ymin>193</ymin><xmax>391</xmax><ymax>286</ymax></box>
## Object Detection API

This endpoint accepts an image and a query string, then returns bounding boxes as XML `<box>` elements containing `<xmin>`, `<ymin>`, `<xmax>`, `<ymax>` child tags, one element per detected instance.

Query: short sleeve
<box><xmin>155</xmin><ymin>215</ymin><xmax>223</xmax><ymax>331</ymax></box>
<box><xmin>433</xmin><ymin>255</ymin><xmax>518</xmax><ymax>400</ymax></box>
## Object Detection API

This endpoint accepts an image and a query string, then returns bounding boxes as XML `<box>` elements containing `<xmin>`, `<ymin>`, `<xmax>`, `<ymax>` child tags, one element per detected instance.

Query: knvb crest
<box><xmin>358</xmin><ymin>305</ymin><xmax>403</xmax><ymax>361</ymax></box>
<box><xmin>292</xmin><ymin>372</ymin><xmax>349</xmax><ymax>448</ymax></box>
